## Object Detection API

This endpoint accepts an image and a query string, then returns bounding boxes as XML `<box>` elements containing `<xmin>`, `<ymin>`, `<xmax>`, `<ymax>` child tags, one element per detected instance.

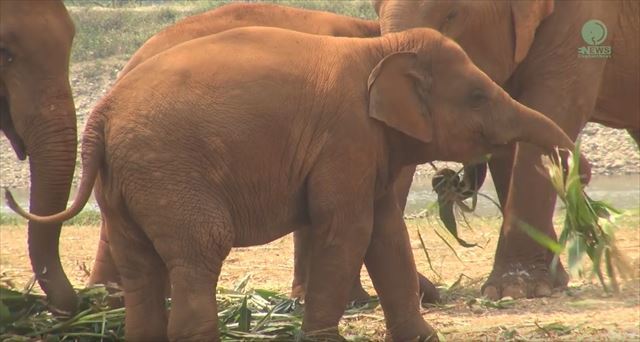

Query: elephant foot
<box><xmin>481</xmin><ymin>262</ymin><xmax>569</xmax><ymax>300</ymax></box>
<box><xmin>386</xmin><ymin>316</ymin><xmax>439</xmax><ymax>342</ymax></box>
<box><xmin>290</xmin><ymin>282</ymin><xmax>306</xmax><ymax>301</ymax></box>
<box><xmin>419</xmin><ymin>273</ymin><xmax>440</xmax><ymax>304</ymax></box>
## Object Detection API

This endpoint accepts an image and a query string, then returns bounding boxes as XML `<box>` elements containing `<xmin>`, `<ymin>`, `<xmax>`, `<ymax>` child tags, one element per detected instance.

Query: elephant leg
<box><xmin>156</xmin><ymin>206</ymin><xmax>232</xmax><ymax>342</ymax></box>
<box><xmin>302</xmin><ymin>221</ymin><xmax>371</xmax><ymax>338</ymax></box>
<box><xmin>106</xmin><ymin>213</ymin><xmax>168</xmax><ymax>341</ymax></box>
<box><xmin>482</xmin><ymin>147</ymin><xmax>520</xmax><ymax>298</ymax></box>
<box><xmin>291</xmin><ymin>228</ymin><xmax>310</xmax><ymax>299</ymax></box>
<box><xmin>87</xmin><ymin>217</ymin><xmax>125</xmax><ymax>308</ymax></box>
<box><xmin>394</xmin><ymin>165</ymin><xmax>416</xmax><ymax>210</ymax></box>
<box><xmin>300</xmin><ymin>167</ymin><xmax>374</xmax><ymax>338</ymax></box>
<box><xmin>395</xmin><ymin>166</ymin><xmax>440</xmax><ymax>304</ymax></box>
<box><xmin>488</xmin><ymin>146</ymin><xmax>516</xmax><ymax>209</ymax></box>
<box><xmin>483</xmin><ymin>143</ymin><xmax>572</xmax><ymax>300</ymax></box>
<box><xmin>88</xmin><ymin>216</ymin><xmax>120</xmax><ymax>286</ymax></box>
<box><xmin>348</xmin><ymin>272</ymin><xmax>371</xmax><ymax>303</ymax></box>
<box><xmin>365</xmin><ymin>192</ymin><xmax>437</xmax><ymax>341</ymax></box>
<box><xmin>482</xmin><ymin>68</ymin><xmax>600</xmax><ymax>299</ymax></box>
<box><xmin>292</xmin><ymin>227</ymin><xmax>370</xmax><ymax>303</ymax></box>
<box><xmin>295</xmin><ymin>165</ymin><xmax>439</xmax><ymax>306</ymax></box>
<box><xmin>167</xmin><ymin>265</ymin><xmax>223</xmax><ymax>342</ymax></box>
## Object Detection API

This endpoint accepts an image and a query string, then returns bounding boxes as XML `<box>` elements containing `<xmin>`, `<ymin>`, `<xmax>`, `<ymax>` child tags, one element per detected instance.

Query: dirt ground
<box><xmin>1</xmin><ymin>213</ymin><xmax>639</xmax><ymax>341</ymax></box>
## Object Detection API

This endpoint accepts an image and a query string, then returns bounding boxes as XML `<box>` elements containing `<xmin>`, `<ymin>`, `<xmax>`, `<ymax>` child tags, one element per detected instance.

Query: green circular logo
<box><xmin>581</xmin><ymin>19</ymin><xmax>607</xmax><ymax>45</ymax></box>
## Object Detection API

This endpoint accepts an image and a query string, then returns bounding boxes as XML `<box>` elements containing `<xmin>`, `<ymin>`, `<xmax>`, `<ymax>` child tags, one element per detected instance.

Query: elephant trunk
<box><xmin>377</xmin><ymin>2</ymin><xmax>410</xmax><ymax>35</ymax></box>
<box><xmin>25</xmin><ymin>93</ymin><xmax>78</xmax><ymax>314</ymax></box>
<box><xmin>496</xmin><ymin>98</ymin><xmax>591</xmax><ymax>183</ymax></box>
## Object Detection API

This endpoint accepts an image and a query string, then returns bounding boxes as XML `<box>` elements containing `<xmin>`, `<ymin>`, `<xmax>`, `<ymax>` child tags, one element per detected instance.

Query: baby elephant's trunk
<box><xmin>495</xmin><ymin>97</ymin><xmax>591</xmax><ymax>184</ymax></box>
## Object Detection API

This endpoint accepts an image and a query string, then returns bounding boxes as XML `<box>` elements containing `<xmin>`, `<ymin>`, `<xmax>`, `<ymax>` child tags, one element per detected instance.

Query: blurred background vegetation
<box><xmin>62</xmin><ymin>0</ymin><xmax>377</xmax><ymax>62</ymax></box>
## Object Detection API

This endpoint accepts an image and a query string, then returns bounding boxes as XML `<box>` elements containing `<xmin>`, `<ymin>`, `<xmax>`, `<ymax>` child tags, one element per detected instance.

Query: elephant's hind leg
<box><xmin>87</xmin><ymin>218</ymin><xmax>121</xmax><ymax>287</ymax></box>
<box><xmin>152</xmin><ymin>204</ymin><xmax>233</xmax><ymax>342</ymax></box>
<box><xmin>87</xmin><ymin>216</ymin><xmax>124</xmax><ymax>308</ymax></box>
<box><xmin>106</xmin><ymin>213</ymin><xmax>169</xmax><ymax>341</ymax></box>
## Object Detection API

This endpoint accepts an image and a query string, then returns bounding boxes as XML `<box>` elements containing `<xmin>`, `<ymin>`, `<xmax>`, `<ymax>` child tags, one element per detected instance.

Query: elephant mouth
<box><xmin>0</xmin><ymin>97</ymin><xmax>27</xmax><ymax>160</ymax></box>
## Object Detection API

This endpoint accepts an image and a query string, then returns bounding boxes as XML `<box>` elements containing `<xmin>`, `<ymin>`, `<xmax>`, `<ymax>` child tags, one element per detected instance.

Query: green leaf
<box><xmin>238</xmin><ymin>296</ymin><xmax>251</xmax><ymax>332</ymax></box>
<box><xmin>517</xmin><ymin>221</ymin><xmax>563</xmax><ymax>254</ymax></box>
<box><xmin>0</xmin><ymin>300</ymin><xmax>11</xmax><ymax>323</ymax></box>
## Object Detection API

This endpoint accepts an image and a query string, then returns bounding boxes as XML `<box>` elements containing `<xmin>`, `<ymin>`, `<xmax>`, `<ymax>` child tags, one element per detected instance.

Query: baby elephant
<box><xmin>8</xmin><ymin>27</ymin><xmax>588</xmax><ymax>341</ymax></box>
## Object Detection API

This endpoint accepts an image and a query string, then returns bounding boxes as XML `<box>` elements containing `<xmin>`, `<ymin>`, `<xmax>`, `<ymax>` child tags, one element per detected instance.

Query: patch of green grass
<box><xmin>68</xmin><ymin>6</ymin><xmax>196</xmax><ymax>61</ymax></box>
<box><xmin>0</xmin><ymin>212</ymin><xmax>21</xmax><ymax>226</ymax></box>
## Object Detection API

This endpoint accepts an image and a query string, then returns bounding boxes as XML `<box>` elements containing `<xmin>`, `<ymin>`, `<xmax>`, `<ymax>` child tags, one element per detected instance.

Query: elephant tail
<box><xmin>4</xmin><ymin>111</ymin><xmax>106</xmax><ymax>224</ymax></box>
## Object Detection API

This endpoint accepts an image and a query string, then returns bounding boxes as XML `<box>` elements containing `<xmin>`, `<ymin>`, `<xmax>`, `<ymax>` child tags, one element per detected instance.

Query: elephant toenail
<box><xmin>534</xmin><ymin>283</ymin><xmax>552</xmax><ymax>297</ymax></box>
<box><xmin>502</xmin><ymin>285</ymin><xmax>526</xmax><ymax>299</ymax></box>
<box><xmin>482</xmin><ymin>285</ymin><xmax>500</xmax><ymax>300</ymax></box>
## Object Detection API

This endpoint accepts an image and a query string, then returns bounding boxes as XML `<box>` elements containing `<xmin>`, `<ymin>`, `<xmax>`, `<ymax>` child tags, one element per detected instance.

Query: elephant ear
<box><xmin>367</xmin><ymin>52</ymin><xmax>432</xmax><ymax>144</ymax></box>
<box><xmin>511</xmin><ymin>0</ymin><xmax>554</xmax><ymax>64</ymax></box>
<box><xmin>371</xmin><ymin>0</ymin><xmax>383</xmax><ymax>16</ymax></box>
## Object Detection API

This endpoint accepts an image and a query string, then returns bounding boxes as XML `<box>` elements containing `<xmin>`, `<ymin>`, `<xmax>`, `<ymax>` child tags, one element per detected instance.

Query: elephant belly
<box><xmin>594</xmin><ymin>63</ymin><xmax>640</xmax><ymax>130</ymax></box>
<box><xmin>231</xmin><ymin>193</ymin><xmax>310</xmax><ymax>247</ymax></box>
<box><xmin>232</xmin><ymin>218</ymin><xmax>308</xmax><ymax>248</ymax></box>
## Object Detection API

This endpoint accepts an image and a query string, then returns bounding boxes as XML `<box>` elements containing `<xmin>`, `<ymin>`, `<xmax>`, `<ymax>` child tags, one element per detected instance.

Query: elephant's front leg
<box><xmin>483</xmin><ymin>142</ymin><xmax>572</xmax><ymax>299</ymax></box>
<box><xmin>365</xmin><ymin>192</ymin><xmax>437</xmax><ymax>341</ymax></box>
<box><xmin>291</xmin><ymin>227</ymin><xmax>370</xmax><ymax>303</ymax></box>
<box><xmin>483</xmin><ymin>63</ymin><xmax>603</xmax><ymax>299</ymax></box>
<box><xmin>300</xmin><ymin>165</ymin><xmax>375</xmax><ymax>338</ymax></box>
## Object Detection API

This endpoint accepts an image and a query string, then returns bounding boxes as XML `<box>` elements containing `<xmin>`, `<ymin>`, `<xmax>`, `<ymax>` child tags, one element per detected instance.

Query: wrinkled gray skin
<box><xmin>374</xmin><ymin>0</ymin><xmax>639</xmax><ymax>299</ymax></box>
<box><xmin>0</xmin><ymin>1</ymin><xmax>78</xmax><ymax>314</ymax></box>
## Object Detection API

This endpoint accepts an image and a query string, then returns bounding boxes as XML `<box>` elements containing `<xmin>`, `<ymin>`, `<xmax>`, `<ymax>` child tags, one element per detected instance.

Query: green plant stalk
<box><xmin>529</xmin><ymin>141</ymin><xmax>628</xmax><ymax>293</ymax></box>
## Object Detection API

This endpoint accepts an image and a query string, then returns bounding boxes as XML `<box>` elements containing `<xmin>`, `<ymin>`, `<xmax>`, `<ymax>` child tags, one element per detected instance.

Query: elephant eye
<box><xmin>468</xmin><ymin>88</ymin><xmax>488</xmax><ymax>108</ymax></box>
<box><xmin>440</xmin><ymin>9</ymin><xmax>458</xmax><ymax>31</ymax></box>
<box><xmin>445</xmin><ymin>9</ymin><xmax>458</xmax><ymax>22</ymax></box>
<box><xmin>0</xmin><ymin>47</ymin><xmax>13</xmax><ymax>68</ymax></box>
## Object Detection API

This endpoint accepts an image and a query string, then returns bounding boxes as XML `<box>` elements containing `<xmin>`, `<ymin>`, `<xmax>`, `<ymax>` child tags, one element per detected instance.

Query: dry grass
<box><xmin>1</xmin><ymin>212</ymin><xmax>638</xmax><ymax>340</ymax></box>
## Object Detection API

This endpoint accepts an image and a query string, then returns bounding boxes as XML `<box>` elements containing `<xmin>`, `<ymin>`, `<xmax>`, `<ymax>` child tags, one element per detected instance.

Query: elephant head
<box><xmin>1</xmin><ymin>1</ymin><xmax>78</xmax><ymax>313</ymax></box>
<box><xmin>373</xmin><ymin>0</ymin><xmax>554</xmax><ymax>85</ymax></box>
<box><xmin>367</xmin><ymin>32</ymin><xmax>588</xmax><ymax>177</ymax></box>
<box><xmin>373</xmin><ymin>0</ymin><xmax>556</xmax><ymax>198</ymax></box>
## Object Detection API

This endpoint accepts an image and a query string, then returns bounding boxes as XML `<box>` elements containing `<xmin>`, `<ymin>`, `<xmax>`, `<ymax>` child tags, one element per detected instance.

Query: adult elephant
<box><xmin>0</xmin><ymin>1</ymin><xmax>78</xmax><ymax>313</ymax></box>
<box><xmin>373</xmin><ymin>0</ymin><xmax>639</xmax><ymax>299</ymax></box>
<box><xmin>88</xmin><ymin>2</ymin><xmax>439</xmax><ymax>305</ymax></box>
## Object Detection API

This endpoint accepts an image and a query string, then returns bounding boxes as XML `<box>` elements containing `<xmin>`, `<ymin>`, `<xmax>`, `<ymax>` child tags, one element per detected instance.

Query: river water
<box><xmin>1</xmin><ymin>175</ymin><xmax>639</xmax><ymax>217</ymax></box>
<box><xmin>406</xmin><ymin>174</ymin><xmax>640</xmax><ymax>216</ymax></box>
